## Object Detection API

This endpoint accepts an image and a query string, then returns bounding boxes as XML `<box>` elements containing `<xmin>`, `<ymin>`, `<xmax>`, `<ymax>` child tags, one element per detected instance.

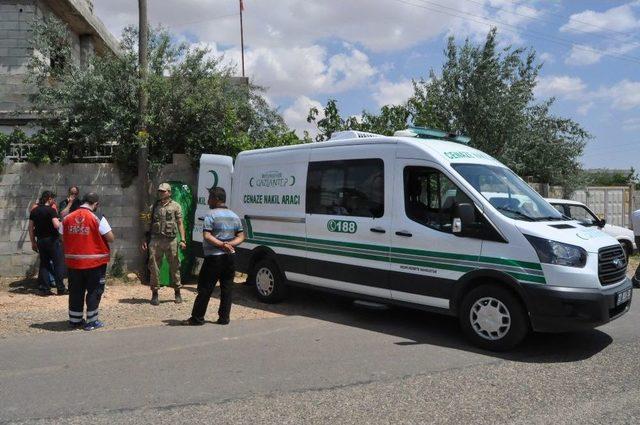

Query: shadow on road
<box><xmin>30</xmin><ymin>321</ymin><xmax>78</xmax><ymax>332</ymax></box>
<box><xmin>224</xmin><ymin>279</ymin><xmax>613</xmax><ymax>364</ymax></box>
<box><xmin>162</xmin><ymin>319</ymin><xmax>217</xmax><ymax>326</ymax></box>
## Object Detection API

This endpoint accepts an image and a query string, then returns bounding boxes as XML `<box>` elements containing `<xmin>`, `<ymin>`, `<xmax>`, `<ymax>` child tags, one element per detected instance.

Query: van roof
<box><xmin>238</xmin><ymin>134</ymin><xmax>504</xmax><ymax>167</ymax></box>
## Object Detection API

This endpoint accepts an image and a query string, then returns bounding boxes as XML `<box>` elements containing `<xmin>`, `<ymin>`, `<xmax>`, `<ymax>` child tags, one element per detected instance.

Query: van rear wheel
<box><xmin>460</xmin><ymin>285</ymin><xmax>529</xmax><ymax>351</ymax></box>
<box><xmin>252</xmin><ymin>259</ymin><xmax>287</xmax><ymax>303</ymax></box>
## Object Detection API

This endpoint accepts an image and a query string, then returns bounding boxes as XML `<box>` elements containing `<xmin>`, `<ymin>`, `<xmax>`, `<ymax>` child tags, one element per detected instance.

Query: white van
<box><xmin>194</xmin><ymin>128</ymin><xmax>633</xmax><ymax>350</ymax></box>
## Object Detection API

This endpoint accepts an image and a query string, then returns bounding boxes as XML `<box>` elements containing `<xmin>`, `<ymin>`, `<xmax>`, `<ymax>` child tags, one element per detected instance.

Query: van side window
<box><xmin>306</xmin><ymin>159</ymin><xmax>384</xmax><ymax>218</ymax></box>
<box><xmin>404</xmin><ymin>166</ymin><xmax>473</xmax><ymax>233</ymax></box>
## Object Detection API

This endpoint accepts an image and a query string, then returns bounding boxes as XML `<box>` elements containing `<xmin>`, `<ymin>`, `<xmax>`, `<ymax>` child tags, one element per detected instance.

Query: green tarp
<box><xmin>159</xmin><ymin>181</ymin><xmax>195</xmax><ymax>286</ymax></box>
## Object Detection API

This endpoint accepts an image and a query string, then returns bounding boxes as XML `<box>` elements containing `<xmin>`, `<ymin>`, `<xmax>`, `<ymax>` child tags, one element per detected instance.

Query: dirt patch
<box><xmin>0</xmin><ymin>274</ymin><xmax>344</xmax><ymax>338</ymax></box>
<box><xmin>3</xmin><ymin>255</ymin><xmax>638</xmax><ymax>339</ymax></box>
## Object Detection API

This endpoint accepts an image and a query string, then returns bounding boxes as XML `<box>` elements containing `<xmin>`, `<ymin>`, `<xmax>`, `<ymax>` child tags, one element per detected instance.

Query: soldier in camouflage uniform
<box><xmin>142</xmin><ymin>183</ymin><xmax>187</xmax><ymax>305</ymax></box>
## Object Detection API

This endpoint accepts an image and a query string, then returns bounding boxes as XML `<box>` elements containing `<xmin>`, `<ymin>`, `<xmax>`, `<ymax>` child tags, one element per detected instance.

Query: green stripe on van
<box><xmin>252</xmin><ymin>231</ymin><xmax>541</xmax><ymax>272</ymax></box>
<box><xmin>246</xmin><ymin>236</ymin><xmax>546</xmax><ymax>284</ymax></box>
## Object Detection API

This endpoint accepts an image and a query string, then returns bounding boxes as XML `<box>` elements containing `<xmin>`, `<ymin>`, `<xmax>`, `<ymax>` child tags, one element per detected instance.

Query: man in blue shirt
<box><xmin>183</xmin><ymin>187</ymin><xmax>245</xmax><ymax>325</ymax></box>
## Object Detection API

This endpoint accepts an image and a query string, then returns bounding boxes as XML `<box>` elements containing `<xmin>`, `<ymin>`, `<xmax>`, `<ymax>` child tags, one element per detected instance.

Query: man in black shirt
<box><xmin>28</xmin><ymin>191</ymin><xmax>67</xmax><ymax>295</ymax></box>
<box><xmin>59</xmin><ymin>186</ymin><xmax>81</xmax><ymax>218</ymax></box>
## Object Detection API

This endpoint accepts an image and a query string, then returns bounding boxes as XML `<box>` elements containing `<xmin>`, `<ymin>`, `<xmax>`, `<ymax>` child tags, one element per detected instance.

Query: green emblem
<box><xmin>207</xmin><ymin>170</ymin><xmax>219</xmax><ymax>190</ymax></box>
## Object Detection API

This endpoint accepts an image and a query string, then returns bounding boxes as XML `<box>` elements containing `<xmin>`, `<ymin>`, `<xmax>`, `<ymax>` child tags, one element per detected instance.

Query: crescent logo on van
<box><xmin>207</xmin><ymin>170</ymin><xmax>219</xmax><ymax>190</ymax></box>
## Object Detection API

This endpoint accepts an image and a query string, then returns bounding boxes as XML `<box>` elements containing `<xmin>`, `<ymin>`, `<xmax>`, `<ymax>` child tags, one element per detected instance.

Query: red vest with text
<box><xmin>63</xmin><ymin>207</ymin><xmax>110</xmax><ymax>269</ymax></box>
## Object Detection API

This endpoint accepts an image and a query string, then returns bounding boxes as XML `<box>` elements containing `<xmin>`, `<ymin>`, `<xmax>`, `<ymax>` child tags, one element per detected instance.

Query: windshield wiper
<box><xmin>496</xmin><ymin>206</ymin><xmax>535</xmax><ymax>221</ymax></box>
<box><xmin>534</xmin><ymin>216</ymin><xmax>567</xmax><ymax>222</ymax></box>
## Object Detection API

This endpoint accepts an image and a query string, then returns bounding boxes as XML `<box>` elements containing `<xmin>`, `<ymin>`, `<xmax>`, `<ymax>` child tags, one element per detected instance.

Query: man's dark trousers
<box><xmin>36</xmin><ymin>236</ymin><xmax>65</xmax><ymax>292</ymax></box>
<box><xmin>191</xmin><ymin>254</ymin><xmax>235</xmax><ymax>323</ymax></box>
<box><xmin>68</xmin><ymin>266</ymin><xmax>102</xmax><ymax>325</ymax></box>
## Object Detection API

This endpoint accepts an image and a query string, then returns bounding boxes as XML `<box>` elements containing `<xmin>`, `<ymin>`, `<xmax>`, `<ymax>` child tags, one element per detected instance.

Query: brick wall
<box><xmin>0</xmin><ymin>155</ymin><xmax>197</xmax><ymax>277</ymax></box>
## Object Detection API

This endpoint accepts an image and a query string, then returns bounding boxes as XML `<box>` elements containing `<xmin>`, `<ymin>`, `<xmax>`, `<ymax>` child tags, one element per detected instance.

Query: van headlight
<box><xmin>524</xmin><ymin>235</ymin><xmax>587</xmax><ymax>268</ymax></box>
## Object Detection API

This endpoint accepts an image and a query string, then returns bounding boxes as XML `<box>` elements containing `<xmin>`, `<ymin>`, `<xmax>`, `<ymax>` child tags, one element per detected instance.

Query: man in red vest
<box><xmin>61</xmin><ymin>193</ymin><xmax>115</xmax><ymax>330</ymax></box>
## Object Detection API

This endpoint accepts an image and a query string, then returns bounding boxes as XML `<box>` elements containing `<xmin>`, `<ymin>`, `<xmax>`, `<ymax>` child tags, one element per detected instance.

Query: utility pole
<box><xmin>137</xmin><ymin>0</ymin><xmax>151</xmax><ymax>273</ymax></box>
<box><xmin>138</xmin><ymin>0</ymin><xmax>149</xmax><ymax>130</ymax></box>
<box><xmin>239</xmin><ymin>0</ymin><xmax>245</xmax><ymax>77</ymax></box>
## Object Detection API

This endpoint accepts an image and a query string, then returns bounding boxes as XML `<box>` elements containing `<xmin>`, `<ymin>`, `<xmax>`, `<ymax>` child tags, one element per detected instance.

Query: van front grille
<box><xmin>598</xmin><ymin>245</ymin><xmax>627</xmax><ymax>286</ymax></box>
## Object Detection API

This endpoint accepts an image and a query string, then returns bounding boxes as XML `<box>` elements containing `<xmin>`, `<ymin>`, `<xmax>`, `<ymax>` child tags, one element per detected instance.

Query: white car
<box><xmin>547</xmin><ymin>198</ymin><xmax>637</xmax><ymax>258</ymax></box>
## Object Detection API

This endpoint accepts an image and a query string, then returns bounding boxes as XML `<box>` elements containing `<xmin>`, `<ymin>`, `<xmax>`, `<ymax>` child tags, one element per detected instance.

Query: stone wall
<box><xmin>0</xmin><ymin>154</ymin><xmax>197</xmax><ymax>277</ymax></box>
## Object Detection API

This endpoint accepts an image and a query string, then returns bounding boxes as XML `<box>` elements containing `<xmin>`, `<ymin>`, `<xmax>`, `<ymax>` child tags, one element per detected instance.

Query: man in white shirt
<box><xmin>632</xmin><ymin>208</ymin><xmax>640</xmax><ymax>288</ymax></box>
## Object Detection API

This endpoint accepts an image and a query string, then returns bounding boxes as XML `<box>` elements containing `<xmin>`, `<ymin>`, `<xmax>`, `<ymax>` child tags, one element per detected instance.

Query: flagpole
<box><xmin>239</xmin><ymin>0</ymin><xmax>245</xmax><ymax>77</ymax></box>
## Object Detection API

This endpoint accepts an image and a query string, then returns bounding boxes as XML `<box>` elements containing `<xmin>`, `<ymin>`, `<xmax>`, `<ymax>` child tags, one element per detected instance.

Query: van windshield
<box><xmin>451</xmin><ymin>164</ymin><xmax>564</xmax><ymax>221</ymax></box>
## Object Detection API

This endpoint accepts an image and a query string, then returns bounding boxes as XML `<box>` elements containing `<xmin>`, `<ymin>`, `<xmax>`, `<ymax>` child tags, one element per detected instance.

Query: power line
<box><xmin>391</xmin><ymin>0</ymin><xmax>640</xmax><ymax>65</ymax></box>
<box><xmin>496</xmin><ymin>0</ymin><xmax>640</xmax><ymax>41</ymax></box>
<box><xmin>407</xmin><ymin>0</ymin><xmax>640</xmax><ymax>64</ymax></box>
<box><xmin>460</xmin><ymin>0</ymin><xmax>640</xmax><ymax>46</ymax></box>
<box><xmin>582</xmin><ymin>140</ymin><xmax>639</xmax><ymax>154</ymax></box>
<box><xmin>580</xmin><ymin>144</ymin><xmax>640</xmax><ymax>159</ymax></box>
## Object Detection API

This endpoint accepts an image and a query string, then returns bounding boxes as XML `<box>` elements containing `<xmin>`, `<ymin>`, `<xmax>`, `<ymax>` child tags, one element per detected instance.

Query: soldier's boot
<box><xmin>150</xmin><ymin>291</ymin><xmax>159</xmax><ymax>306</ymax></box>
<box><xmin>174</xmin><ymin>289</ymin><xmax>183</xmax><ymax>304</ymax></box>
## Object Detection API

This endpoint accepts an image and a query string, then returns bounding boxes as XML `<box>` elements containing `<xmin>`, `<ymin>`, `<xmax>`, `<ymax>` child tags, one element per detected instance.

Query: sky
<box><xmin>92</xmin><ymin>0</ymin><xmax>640</xmax><ymax>173</ymax></box>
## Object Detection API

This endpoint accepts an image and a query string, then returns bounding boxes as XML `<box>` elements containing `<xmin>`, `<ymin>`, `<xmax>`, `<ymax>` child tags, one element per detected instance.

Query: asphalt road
<box><xmin>1</xmin><ymin>287</ymin><xmax>639</xmax><ymax>424</ymax></box>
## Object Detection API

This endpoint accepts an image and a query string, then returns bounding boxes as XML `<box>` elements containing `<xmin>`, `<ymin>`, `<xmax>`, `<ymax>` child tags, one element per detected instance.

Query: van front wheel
<box><xmin>252</xmin><ymin>259</ymin><xmax>287</xmax><ymax>303</ymax></box>
<box><xmin>459</xmin><ymin>285</ymin><xmax>529</xmax><ymax>351</ymax></box>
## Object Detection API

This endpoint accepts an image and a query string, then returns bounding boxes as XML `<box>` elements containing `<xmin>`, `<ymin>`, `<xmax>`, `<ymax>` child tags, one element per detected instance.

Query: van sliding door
<box><xmin>298</xmin><ymin>145</ymin><xmax>394</xmax><ymax>299</ymax></box>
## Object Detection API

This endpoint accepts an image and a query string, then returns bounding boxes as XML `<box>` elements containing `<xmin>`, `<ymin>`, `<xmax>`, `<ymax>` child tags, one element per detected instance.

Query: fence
<box><xmin>5</xmin><ymin>141</ymin><xmax>119</xmax><ymax>162</ymax></box>
<box><xmin>570</xmin><ymin>186</ymin><xmax>635</xmax><ymax>228</ymax></box>
<box><xmin>529</xmin><ymin>182</ymin><xmax>636</xmax><ymax>228</ymax></box>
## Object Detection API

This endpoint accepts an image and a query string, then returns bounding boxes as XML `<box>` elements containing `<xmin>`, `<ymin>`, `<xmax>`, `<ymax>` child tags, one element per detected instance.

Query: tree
<box><xmin>25</xmin><ymin>19</ymin><xmax>299</xmax><ymax>184</ymax></box>
<box><xmin>410</xmin><ymin>28</ymin><xmax>588</xmax><ymax>186</ymax></box>
<box><xmin>307</xmin><ymin>28</ymin><xmax>590</xmax><ymax>187</ymax></box>
<box><xmin>307</xmin><ymin>100</ymin><xmax>409</xmax><ymax>141</ymax></box>
<box><xmin>584</xmin><ymin>168</ymin><xmax>638</xmax><ymax>187</ymax></box>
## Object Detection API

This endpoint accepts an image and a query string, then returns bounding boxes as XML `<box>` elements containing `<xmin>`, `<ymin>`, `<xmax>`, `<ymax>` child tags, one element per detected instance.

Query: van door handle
<box><xmin>395</xmin><ymin>231</ymin><xmax>413</xmax><ymax>237</ymax></box>
<box><xmin>370</xmin><ymin>227</ymin><xmax>386</xmax><ymax>234</ymax></box>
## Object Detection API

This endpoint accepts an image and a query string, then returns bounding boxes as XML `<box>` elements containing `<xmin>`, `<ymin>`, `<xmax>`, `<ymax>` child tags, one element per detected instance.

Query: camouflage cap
<box><xmin>158</xmin><ymin>183</ymin><xmax>171</xmax><ymax>192</ymax></box>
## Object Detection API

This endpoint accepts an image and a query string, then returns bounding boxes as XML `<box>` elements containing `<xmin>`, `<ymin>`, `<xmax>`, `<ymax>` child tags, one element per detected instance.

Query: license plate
<box><xmin>616</xmin><ymin>288</ymin><xmax>632</xmax><ymax>306</ymax></box>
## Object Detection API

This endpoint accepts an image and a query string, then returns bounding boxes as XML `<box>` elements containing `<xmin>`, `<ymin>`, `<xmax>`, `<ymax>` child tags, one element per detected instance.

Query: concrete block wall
<box><xmin>0</xmin><ymin>155</ymin><xmax>197</xmax><ymax>277</ymax></box>
<box><xmin>0</xmin><ymin>0</ymin><xmax>84</xmax><ymax>113</ymax></box>
<box><xmin>0</xmin><ymin>0</ymin><xmax>36</xmax><ymax>112</ymax></box>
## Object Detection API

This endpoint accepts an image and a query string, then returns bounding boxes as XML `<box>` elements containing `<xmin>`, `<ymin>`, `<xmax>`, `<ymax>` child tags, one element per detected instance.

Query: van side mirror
<box><xmin>453</xmin><ymin>203</ymin><xmax>475</xmax><ymax>234</ymax></box>
<box><xmin>598</xmin><ymin>218</ymin><xmax>606</xmax><ymax>228</ymax></box>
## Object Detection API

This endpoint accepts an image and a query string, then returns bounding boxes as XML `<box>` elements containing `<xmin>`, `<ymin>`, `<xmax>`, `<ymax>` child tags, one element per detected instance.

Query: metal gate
<box><xmin>570</xmin><ymin>186</ymin><xmax>633</xmax><ymax>228</ymax></box>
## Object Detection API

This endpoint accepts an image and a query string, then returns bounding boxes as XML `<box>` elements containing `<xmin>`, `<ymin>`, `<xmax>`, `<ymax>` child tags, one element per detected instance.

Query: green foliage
<box><xmin>109</xmin><ymin>252</ymin><xmax>125</xmax><ymax>278</ymax></box>
<box><xmin>307</xmin><ymin>28</ymin><xmax>590</xmax><ymax>187</ymax></box>
<box><xmin>25</xmin><ymin>20</ymin><xmax>300</xmax><ymax>185</ymax></box>
<box><xmin>583</xmin><ymin>168</ymin><xmax>638</xmax><ymax>187</ymax></box>
<box><xmin>0</xmin><ymin>131</ymin><xmax>11</xmax><ymax>169</ymax></box>
<box><xmin>307</xmin><ymin>100</ymin><xmax>409</xmax><ymax>141</ymax></box>
<box><xmin>410</xmin><ymin>28</ymin><xmax>589</xmax><ymax>186</ymax></box>
<box><xmin>0</xmin><ymin>129</ymin><xmax>52</xmax><ymax>168</ymax></box>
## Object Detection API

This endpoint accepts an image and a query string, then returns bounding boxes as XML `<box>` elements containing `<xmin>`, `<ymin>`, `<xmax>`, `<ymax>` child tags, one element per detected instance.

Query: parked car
<box><xmin>547</xmin><ymin>198</ymin><xmax>636</xmax><ymax>258</ymax></box>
